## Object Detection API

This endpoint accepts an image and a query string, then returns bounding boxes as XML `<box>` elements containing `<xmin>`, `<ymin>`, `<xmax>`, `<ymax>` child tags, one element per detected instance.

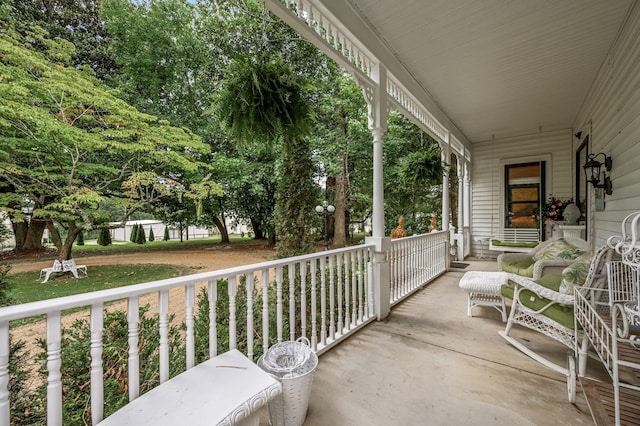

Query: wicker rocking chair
<box><xmin>499</xmin><ymin>244</ymin><xmax>616</xmax><ymax>402</ymax></box>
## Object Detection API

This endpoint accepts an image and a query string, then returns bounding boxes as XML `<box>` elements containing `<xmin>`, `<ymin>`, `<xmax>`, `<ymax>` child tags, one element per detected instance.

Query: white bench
<box><xmin>98</xmin><ymin>349</ymin><xmax>282</xmax><ymax>426</ymax></box>
<box><xmin>62</xmin><ymin>259</ymin><xmax>88</xmax><ymax>278</ymax></box>
<box><xmin>40</xmin><ymin>260</ymin><xmax>62</xmax><ymax>283</ymax></box>
<box><xmin>489</xmin><ymin>228</ymin><xmax>540</xmax><ymax>253</ymax></box>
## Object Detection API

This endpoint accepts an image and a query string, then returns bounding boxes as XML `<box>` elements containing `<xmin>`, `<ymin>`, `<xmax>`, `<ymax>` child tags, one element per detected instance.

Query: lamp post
<box><xmin>315</xmin><ymin>201</ymin><xmax>335</xmax><ymax>251</ymax></box>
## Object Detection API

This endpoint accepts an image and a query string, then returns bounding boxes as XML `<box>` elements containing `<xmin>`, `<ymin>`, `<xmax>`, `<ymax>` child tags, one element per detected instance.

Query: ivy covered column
<box><xmin>360</xmin><ymin>63</ymin><xmax>391</xmax><ymax>320</ymax></box>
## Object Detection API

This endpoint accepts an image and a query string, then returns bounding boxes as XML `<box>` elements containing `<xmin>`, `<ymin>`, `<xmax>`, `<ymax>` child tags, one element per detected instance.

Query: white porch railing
<box><xmin>389</xmin><ymin>231</ymin><xmax>448</xmax><ymax>306</ymax></box>
<box><xmin>1</xmin><ymin>233</ymin><xmax>448</xmax><ymax>425</ymax></box>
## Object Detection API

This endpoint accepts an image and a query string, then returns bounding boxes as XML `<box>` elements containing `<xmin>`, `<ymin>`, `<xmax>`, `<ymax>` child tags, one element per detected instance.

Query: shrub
<box><xmin>148</xmin><ymin>227</ymin><xmax>155</xmax><ymax>242</ymax></box>
<box><xmin>130</xmin><ymin>224</ymin><xmax>139</xmax><ymax>243</ymax></box>
<box><xmin>97</xmin><ymin>228</ymin><xmax>112</xmax><ymax>246</ymax></box>
<box><xmin>75</xmin><ymin>231</ymin><xmax>84</xmax><ymax>246</ymax></box>
<box><xmin>0</xmin><ymin>263</ymin><xmax>14</xmax><ymax>307</ymax></box>
<box><xmin>163</xmin><ymin>226</ymin><xmax>170</xmax><ymax>241</ymax></box>
<box><xmin>135</xmin><ymin>226</ymin><xmax>146</xmax><ymax>244</ymax></box>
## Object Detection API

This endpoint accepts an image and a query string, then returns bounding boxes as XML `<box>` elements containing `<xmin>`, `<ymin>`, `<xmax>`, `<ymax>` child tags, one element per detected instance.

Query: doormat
<box><xmin>450</xmin><ymin>262</ymin><xmax>469</xmax><ymax>269</ymax></box>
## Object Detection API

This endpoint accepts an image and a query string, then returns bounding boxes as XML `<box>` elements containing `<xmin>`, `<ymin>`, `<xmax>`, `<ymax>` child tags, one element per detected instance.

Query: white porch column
<box><xmin>457</xmin><ymin>155</ymin><xmax>464</xmax><ymax>232</ymax></box>
<box><xmin>362</xmin><ymin>63</ymin><xmax>391</xmax><ymax>321</ymax></box>
<box><xmin>463</xmin><ymin>160</ymin><xmax>471</xmax><ymax>228</ymax></box>
<box><xmin>441</xmin><ymin>145</ymin><xmax>451</xmax><ymax>232</ymax></box>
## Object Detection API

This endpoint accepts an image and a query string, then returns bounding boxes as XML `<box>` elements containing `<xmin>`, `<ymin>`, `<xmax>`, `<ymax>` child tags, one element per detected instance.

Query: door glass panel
<box><xmin>505</xmin><ymin>162</ymin><xmax>543</xmax><ymax>229</ymax></box>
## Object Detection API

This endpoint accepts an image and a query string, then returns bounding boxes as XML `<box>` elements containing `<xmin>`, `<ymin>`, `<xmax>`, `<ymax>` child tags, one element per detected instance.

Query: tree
<box><xmin>148</xmin><ymin>227</ymin><xmax>154</xmax><ymax>242</ymax></box>
<box><xmin>217</xmin><ymin>55</ymin><xmax>315</xmax><ymax>256</ymax></box>
<box><xmin>0</xmin><ymin>34</ymin><xmax>214</xmax><ymax>262</ymax></box>
<box><xmin>76</xmin><ymin>231</ymin><xmax>84</xmax><ymax>246</ymax></box>
<box><xmin>97</xmin><ymin>227</ymin><xmax>112</xmax><ymax>246</ymax></box>
<box><xmin>135</xmin><ymin>226</ymin><xmax>146</xmax><ymax>244</ymax></box>
<box><xmin>163</xmin><ymin>226</ymin><xmax>170</xmax><ymax>241</ymax></box>
<box><xmin>130</xmin><ymin>224</ymin><xmax>139</xmax><ymax>243</ymax></box>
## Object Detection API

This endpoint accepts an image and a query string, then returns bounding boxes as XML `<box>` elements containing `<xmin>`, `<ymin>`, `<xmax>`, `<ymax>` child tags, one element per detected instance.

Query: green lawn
<box><xmin>8</xmin><ymin>264</ymin><xmax>195</xmax><ymax>305</ymax></box>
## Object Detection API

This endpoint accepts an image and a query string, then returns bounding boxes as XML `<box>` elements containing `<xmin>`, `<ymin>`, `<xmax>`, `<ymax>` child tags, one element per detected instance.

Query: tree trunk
<box><xmin>332</xmin><ymin>172</ymin><xmax>349</xmax><ymax>247</ymax></box>
<box><xmin>21</xmin><ymin>220</ymin><xmax>46</xmax><ymax>251</ymax></box>
<box><xmin>46</xmin><ymin>221</ymin><xmax>63</xmax><ymax>249</ymax></box>
<box><xmin>212</xmin><ymin>215</ymin><xmax>229</xmax><ymax>243</ymax></box>
<box><xmin>250</xmin><ymin>218</ymin><xmax>264</xmax><ymax>239</ymax></box>
<box><xmin>11</xmin><ymin>220</ymin><xmax>27</xmax><ymax>250</ymax></box>
<box><xmin>58</xmin><ymin>222</ymin><xmax>81</xmax><ymax>262</ymax></box>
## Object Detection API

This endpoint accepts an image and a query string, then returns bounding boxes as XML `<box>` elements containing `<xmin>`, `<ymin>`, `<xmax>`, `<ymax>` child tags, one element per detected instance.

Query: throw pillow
<box><xmin>559</xmin><ymin>253</ymin><xmax>594</xmax><ymax>295</ymax></box>
<box><xmin>532</xmin><ymin>238</ymin><xmax>585</xmax><ymax>261</ymax></box>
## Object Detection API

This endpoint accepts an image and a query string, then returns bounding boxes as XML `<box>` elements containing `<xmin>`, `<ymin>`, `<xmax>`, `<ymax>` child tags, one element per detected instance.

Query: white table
<box><xmin>99</xmin><ymin>349</ymin><xmax>282</xmax><ymax>426</ymax></box>
<box><xmin>459</xmin><ymin>271</ymin><xmax>510</xmax><ymax>322</ymax></box>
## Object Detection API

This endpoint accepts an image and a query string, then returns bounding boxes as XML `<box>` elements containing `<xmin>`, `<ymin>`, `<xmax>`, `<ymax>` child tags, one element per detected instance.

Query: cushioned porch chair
<box><xmin>498</xmin><ymin>244</ymin><xmax>616</xmax><ymax>402</ymax></box>
<box><xmin>497</xmin><ymin>236</ymin><xmax>591</xmax><ymax>280</ymax></box>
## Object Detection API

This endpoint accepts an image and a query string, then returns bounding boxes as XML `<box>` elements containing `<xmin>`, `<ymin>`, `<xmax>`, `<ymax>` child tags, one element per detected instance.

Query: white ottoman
<box><xmin>459</xmin><ymin>271</ymin><xmax>510</xmax><ymax>322</ymax></box>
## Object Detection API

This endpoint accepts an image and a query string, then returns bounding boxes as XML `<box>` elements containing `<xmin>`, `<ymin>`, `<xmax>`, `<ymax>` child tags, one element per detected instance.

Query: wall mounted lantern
<box><xmin>583</xmin><ymin>153</ymin><xmax>613</xmax><ymax>195</ymax></box>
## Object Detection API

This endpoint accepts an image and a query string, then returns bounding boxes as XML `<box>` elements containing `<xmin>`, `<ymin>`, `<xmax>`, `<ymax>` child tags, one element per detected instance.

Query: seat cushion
<box><xmin>501</xmin><ymin>257</ymin><xmax>536</xmax><ymax>277</ymax></box>
<box><xmin>501</xmin><ymin>275</ymin><xmax>575</xmax><ymax>329</ymax></box>
<box><xmin>532</xmin><ymin>238</ymin><xmax>586</xmax><ymax>261</ymax></box>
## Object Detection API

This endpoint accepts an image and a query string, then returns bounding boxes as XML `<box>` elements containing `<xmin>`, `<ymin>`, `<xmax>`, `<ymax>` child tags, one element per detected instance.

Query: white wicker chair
<box><xmin>497</xmin><ymin>236</ymin><xmax>591</xmax><ymax>280</ymax></box>
<box><xmin>499</xmin><ymin>244</ymin><xmax>616</xmax><ymax>402</ymax></box>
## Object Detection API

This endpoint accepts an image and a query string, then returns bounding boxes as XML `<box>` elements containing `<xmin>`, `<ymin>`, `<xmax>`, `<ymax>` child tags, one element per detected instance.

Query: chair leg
<box><xmin>467</xmin><ymin>294</ymin><xmax>473</xmax><ymax>317</ymax></box>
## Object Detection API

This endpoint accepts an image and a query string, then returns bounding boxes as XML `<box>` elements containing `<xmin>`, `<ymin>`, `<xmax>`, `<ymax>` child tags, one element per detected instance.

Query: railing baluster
<box><xmin>159</xmin><ymin>290</ymin><xmax>169</xmax><ymax>384</ymax></box>
<box><xmin>357</xmin><ymin>250</ymin><xmax>364</xmax><ymax>320</ymax></box>
<box><xmin>310</xmin><ymin>260</ymin><xmax>318</xmax><ymax>350</ymax></box>
<box><xmin>320</xmin><ymin>257</ymin><xmax>327</xmax><ymax>346</ymax></box>
<box><xmin>329</xmin><ymin>255</ymin><xmax>336</xmax><ymax>340</ymax></box>
<box><xmin>127</xmin><ymin>296</ymin><xmax>140</xmax><ymax>401</ymax></box>
<box><xmin>208</xmin><ymin>280</ymin><xmax>217</xmax><ymax>358</ymax></box>
<box><xmin>246</xmin><ymin>272</ymin><xmax>254</xmax><ymax>359</ymax></box>
<box><xmin>351</xmin><ymin>251</ymin><xmax>357</xmax><ymax>326</ymax></box>
<box><xmin>185</xmin><ymin>284</ymin><xmax>195</xmax><ymax>369</ymax></box>
<box><xmin>261</xmin><ymin>269</ymin><xmax>270</xmax><ymax>354</ymax></box>
<box><xmin>46</xmin><ymin>311</ymin><xmax>63</xmax><ymax>426</ymax></box>
<box><xmin>228</xmin><ymin>275</ymin><xmax>237</xmax><ymax>350</ymax></box>
<box><xmin>276</xmin><ymin>266</ymin><xmax>283</xmax><ymax>343</ymax></box>
<box><xmin>300</xmin><ymin>262</ymin><xmax>307</xmax><ymax>339</ymax></box>
<box><xmin>0</xmin><ymin>321</ymin><xmax>8</xmax><ymax>425</ymax></box>
<box><xmin>90</xmin><ymin>303</ymin><xmax>104</xmax><ymax>425</ymax></box>
<box><xmin>337</xmin><ymin>254</ymin><xmax>343</xmax><ymax>334</ymax></box>
<box><xmin>343</xmin><ymin>253</ymin><xmax>349</xmax><ymax>331</ymax></box>
<box><xmin>288</xmin><ymin>263</ymin><xmax>296</xmax><ymax>341</ymax></box>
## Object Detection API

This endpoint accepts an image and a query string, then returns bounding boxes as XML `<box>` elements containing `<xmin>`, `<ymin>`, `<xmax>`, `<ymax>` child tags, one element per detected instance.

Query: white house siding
<box><xmin>573</xmin><ymin>3</ymin><xmax>640</xmax><ymax>248</ymax></box>
<box><xmin>471</xmin><ymin>129</ymin><xmax>573</xmax><ymax>258</ymax></box>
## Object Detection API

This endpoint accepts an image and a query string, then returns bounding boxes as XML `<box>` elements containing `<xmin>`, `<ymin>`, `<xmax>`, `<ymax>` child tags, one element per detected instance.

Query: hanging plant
<box><xmin>216</xmin><ymin>54</ymin><xmax>311</xmax><ymax>145</ymax></box>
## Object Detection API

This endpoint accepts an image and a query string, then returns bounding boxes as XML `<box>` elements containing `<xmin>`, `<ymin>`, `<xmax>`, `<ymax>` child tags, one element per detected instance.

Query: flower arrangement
<box><xmin>539</xmin><ymin>195</ymin><xmax>573</xmax><ymax>225</ymax></box>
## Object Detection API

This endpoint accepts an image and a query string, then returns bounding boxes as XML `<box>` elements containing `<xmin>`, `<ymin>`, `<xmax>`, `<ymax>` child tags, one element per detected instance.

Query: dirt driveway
<box><xmin>8</xmin><ymin>243</ymin><xmax>277</xmax><ymax>274</ymax></box>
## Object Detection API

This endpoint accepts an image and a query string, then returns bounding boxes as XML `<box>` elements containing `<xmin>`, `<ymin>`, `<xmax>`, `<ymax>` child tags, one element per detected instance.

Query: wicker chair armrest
<box><xmin>532</xmin><ymin>259</ymin><xmax>574</xmax><ymax>279</ymax></box>
<box><xmin>509</xmin><ymin>274</ymin><xmax>574</xmax><ymax>305</ymax></box>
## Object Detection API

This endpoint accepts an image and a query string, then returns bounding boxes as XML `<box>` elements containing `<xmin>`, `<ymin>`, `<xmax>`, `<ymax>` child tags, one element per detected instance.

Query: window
<box><xmin>504</xmin><ymin>162</ymin><xmax>545</xmax><ymax>229</ymax></box>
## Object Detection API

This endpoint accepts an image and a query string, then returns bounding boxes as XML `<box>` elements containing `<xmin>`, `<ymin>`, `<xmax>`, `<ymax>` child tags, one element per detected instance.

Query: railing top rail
<box><xmin>390</xmin><ymin>230</ymin><xmax>448</xmax><ymax>244</ymax></box>
<box><xmin>0</xmin><ymin>243</ymin><xmax>375</xmax><ymax>322</ymax></box>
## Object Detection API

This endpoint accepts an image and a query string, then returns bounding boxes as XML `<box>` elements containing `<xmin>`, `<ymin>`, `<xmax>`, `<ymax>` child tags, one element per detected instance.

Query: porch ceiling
<box><xmin>345</xmin><ymin>0</ymin><xmax>634</xmax><ymax>143</ymax></box>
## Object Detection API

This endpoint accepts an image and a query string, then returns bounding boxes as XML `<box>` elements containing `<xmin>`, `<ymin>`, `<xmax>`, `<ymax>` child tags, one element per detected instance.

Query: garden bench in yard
<box><xmin>98</xmin><ymin>349</ymin><xmax>282</xmax><ymax>426</ymax></box>
<box><xmin>62</xmin><ymin>259</ymin><xmax>88</xmax><ymax>279</ymax></box>
<box><xmin>39</xmin><ymin>259</ymin><xmax>62</xmax><ymax>283</ymax></box>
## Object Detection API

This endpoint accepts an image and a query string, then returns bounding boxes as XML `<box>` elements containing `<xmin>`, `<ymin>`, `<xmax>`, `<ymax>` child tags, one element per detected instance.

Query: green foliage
<box><xmin>163</xmin><ymin>226</ymin><xmax>170</xmax><ymax>241</ymax></box>
<box><xmin>97</xmin><ymin>228</ymin><xmax>112</xmax><ymax>246</ymax></box>
<box><xmin>148</xmin><ymin>227</ymin><xmax>155</xmax><ymax>242</ymax></box>
<box><xmin>135</xmin><ymin>226</ymin><xmax>146</xmax><ymax>244</ymax></box>
<box><xmin>9</xmin><ymin>338</ymin><xmax>45</xmax><ymax>424</ymax></box>
<box><xmin>75</xmin><ymin>231</ymin><xmax>84</xmax><ymax>246</ymax></box>
<box><xmin>0</xmin><ymin>263</ymin><xmax>14</xmax><ymax>307</ymax></box>
<box><xmin>130</xmin><ymin>224</ymin><xmax>139</xmax><ymax>243</ymax></box>
<box><xmin>217</xmin><ymin>56</ymin><xmax>311</xmax><ymax>145</ymax></box>
<box><xmin>0</xmin><ymin>33</ymin><xmax>213</xmax><ymax>260</ymax></box>
<box><xmin>0</xmin><ymin>223</ymin><xmax>12</xmax><ymax>248</ymax></box>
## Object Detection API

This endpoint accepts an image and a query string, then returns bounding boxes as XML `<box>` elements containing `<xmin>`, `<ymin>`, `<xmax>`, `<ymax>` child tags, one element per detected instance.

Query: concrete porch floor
<box><xmin>298</xmin><ymin>259</ymin><xmax>604</xmax><ymax>426</ymax></box>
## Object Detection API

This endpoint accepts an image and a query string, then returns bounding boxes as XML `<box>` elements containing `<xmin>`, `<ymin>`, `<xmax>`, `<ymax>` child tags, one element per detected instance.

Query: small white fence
<box><xmin>389</xmin><ymin>231</ymin><xmax>448</xmax><ymax>305</ymax></box>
